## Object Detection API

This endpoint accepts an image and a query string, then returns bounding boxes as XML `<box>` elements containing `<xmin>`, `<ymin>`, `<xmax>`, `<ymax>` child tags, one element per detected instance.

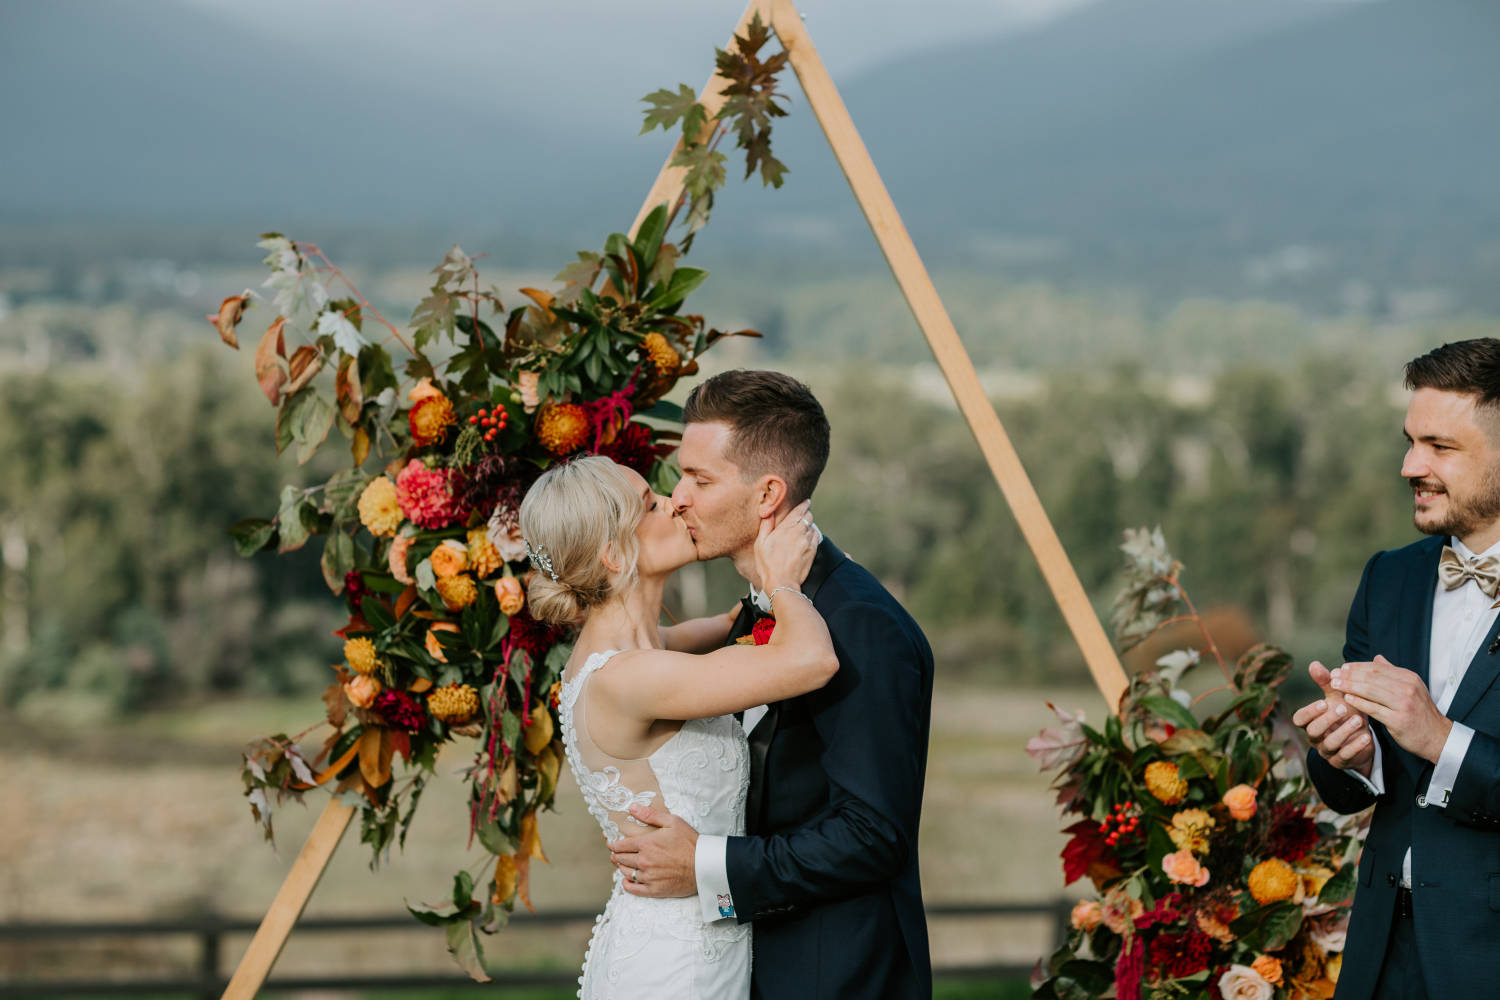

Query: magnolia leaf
<box><xmin>254</xmin><ymin>317</ymin><xmax>288</xmax><ymax>404</ymax></box>
<box><xmin>1316</xmin><ymin>863</ymin><xmax>1357</xmax><ymax>906</ymax></box>
<box><xmin>648</xmin><ymin>266</ymin><xmax>708</xmax><ymax>312</ymax></box>
<box><xmin>360</xmin><ymin>595</ymin><xmax>395</xmax><ymax>632</ymax></box>
<box><xmin>321</xmin><ymin>530</ymin><xmax>356</xmax><ymax>593</ymax></box>
<box><xmin>228</xmin><ymin>517</ymin><xmax>277</xmax><ymax>556</ymax></box>
<box><xmin>285</xmin><ymin>345</ymin><xmax>324</xmax><ymax>395</ymax></box>
<box><xmin>352</xmin><ymin>426</ymin><xmax>370</xmax><ymax>466</ymax></box>
<box><xmin>632</xmin><ymin>204</ymin><xmax>670</xmax><ymax>267</ymax></box>
<box><xmin>1156</xmin><ymin>728</ymin><xmax>1215</xmax><ymax>755</ymax></box>
<box><xmin>358</xmin><ymin>727</ymin><xmax>392</xmax><ymax>788</ymax></box>
<box><xmin>445</xmin><ymin>919</ymin><xmax>491</xmax><ymax>983</ymax></box>
<box><xmin>1138</xmin><ymin>694</ymin><xmax>1198</xmax><ymax>732</ymax></box>
<box><xmin>208</xmin><ymin>291</ymin><xmax>252</xmax><ymax>349</ymax></box>
<box><xmin>335</xmin><ymin>354</ymin><xmax>362</xmax><ymax>424</ymax></box>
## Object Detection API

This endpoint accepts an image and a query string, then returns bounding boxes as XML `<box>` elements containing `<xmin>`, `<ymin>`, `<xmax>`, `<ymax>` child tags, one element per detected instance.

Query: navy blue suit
<box><xmin>1307</xmin><ymin>535</ymin><xmax>1500</xmax><ymax>1000</ymax></box>
<box><xmin>724</xmin><ymin>537</ymin><xmax>935</xmax><ymax>999</ymax></box>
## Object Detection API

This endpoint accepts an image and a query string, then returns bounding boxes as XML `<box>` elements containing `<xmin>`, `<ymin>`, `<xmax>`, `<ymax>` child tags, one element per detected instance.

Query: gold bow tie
<box><xmin>1439</xmin><ymin>546</ymin><xmax>1500</xmax><ymax>598</ymax></box>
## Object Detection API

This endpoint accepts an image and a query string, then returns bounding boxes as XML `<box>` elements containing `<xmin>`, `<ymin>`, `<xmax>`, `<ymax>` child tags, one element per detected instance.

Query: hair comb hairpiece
<box><xmin>525</xmin><ymin>539</ymin><xmax>558</xmax><ymax>582</ymax></box>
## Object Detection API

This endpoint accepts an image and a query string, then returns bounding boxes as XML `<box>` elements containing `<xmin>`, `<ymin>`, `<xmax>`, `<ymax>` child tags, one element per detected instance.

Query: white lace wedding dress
<box><xmin>559</xmin><ymin>649</ymin><xmax>752</xmax><ymax>1000</ymax></box>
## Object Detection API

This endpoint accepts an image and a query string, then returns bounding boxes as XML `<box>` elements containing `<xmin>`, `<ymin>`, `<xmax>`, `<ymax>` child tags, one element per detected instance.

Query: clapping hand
<box><xmin>1292</xmin><ymin>660</ymin><xmax>1376</xmax><ymax>777</ymax></box>
<box><xmin>1330</xmin><ymin>654</ymin><xmax>1452</xmax><ymax>764</ymax></box>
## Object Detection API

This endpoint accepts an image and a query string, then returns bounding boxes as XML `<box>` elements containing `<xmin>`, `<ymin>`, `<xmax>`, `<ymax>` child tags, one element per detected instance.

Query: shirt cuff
<box><xmin>694</xmin><ymin>834</ymin><xmax>735</xmax><ymax>923</ymax></box>
<box><xmin>1424</xmin><ymin>721</ymin><xmax>1474</xmax><ymax>808</ymax></box>
<box><xmin>1346</xmin><ymin>727</ymin><xmax>1385</xmax><ymax>796</ymax></box>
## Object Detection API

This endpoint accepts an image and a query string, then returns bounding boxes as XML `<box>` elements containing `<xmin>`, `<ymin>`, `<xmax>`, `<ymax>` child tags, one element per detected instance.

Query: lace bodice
<box><xmin>558</xmin><ymin>649</ymin><xmax>749</xmax><ymax>843</ymax></box>
<box><xmin>558</xmin><ymin>649</ymin><xmax>753</xmax><ymax>999</ymax></box>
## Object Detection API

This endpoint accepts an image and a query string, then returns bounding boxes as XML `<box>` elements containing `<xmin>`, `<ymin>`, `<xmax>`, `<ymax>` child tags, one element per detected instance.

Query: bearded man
<box><xmin>1294</xmin><ymin>338</ymin><xmax>1500</xmax><ymax>999</ymax></box>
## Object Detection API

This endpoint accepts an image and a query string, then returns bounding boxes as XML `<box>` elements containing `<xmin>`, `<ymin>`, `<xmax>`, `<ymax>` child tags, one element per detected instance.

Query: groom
<box><xmin>606</xmin><ymin>369</ymin><xmax>936</xmax><ymax>999</ymax></box>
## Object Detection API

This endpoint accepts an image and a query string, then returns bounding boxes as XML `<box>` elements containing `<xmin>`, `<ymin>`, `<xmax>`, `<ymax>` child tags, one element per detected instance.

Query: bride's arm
<box><xmin>660</xmin><ymin>604</ymin><xmax>739</xmax><ymax>654</ymax></box>
<box><xmin>599</xmin><ymin>503</ymin><xmax>836</xmax><ymax>720</ymax></box>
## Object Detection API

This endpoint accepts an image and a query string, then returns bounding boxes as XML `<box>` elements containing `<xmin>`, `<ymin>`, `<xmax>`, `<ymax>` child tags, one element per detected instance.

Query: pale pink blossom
<box><xmin>1026</xmin><ymin>702</ymin><xmax>1088</xmax><ymax>771</ymax></box>
<box><xmin>1162</xmin><ymin>849</ymin><xmax>1211</xmax><ymax>887</ymax></box>
<box><xmin>487</xmin><ymin>507</ymin><xmax>528</xmax><ymax>563</ymax></box>
<box><xmin>1217</xmin><ymin>964</ymin><xmax>1273</xmax><ymax>1000</ymax></box>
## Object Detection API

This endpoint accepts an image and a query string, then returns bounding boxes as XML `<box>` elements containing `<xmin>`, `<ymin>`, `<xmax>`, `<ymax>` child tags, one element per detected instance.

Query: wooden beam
<box><xmin>768</xmin><ymin>0</ymin><xmax>1128</xmax><ymax>706</ymax></box>
<box><xmin>628</xmin><ymin>0</ymin><xmax>773</xmax><ymax>239</ymax></box>
<box><xmin>221</xmin><ymin>796</ymin><xmax>356</xmax><ymax>1000</ymax></box>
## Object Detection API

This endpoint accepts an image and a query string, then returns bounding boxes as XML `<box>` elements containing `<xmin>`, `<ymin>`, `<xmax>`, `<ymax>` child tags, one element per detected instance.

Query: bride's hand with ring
<box><xmin>754</xmin><ymin>500</ymin><xmax>818</xmax><ymax>593</ymax></box>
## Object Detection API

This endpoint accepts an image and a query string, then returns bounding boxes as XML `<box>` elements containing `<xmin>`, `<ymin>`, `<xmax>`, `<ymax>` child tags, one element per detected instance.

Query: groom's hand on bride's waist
<box><xmin>608</xmin><ymin>803</ymin><xmax>698</xmax><ymax>898</ymax></box>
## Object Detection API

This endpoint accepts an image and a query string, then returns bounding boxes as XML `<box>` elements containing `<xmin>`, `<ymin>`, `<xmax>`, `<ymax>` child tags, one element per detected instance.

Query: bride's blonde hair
<box><xmin>518</xmin><ymin>456</ymin><xmax>645</xmax><ymax>625</ymax></box>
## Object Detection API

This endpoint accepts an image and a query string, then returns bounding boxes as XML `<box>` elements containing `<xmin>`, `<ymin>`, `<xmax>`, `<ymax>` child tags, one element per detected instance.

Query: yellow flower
<box><xmin>1301</xmin><ymin>865</ymin><xmax>1337</xmax><ymax>901</ymax></box>
<box><xmin>467</xmin><ymin>527</ymin><xmax>502</xmax><ymax>578</ymax></box>
<box><xmin>436</xmin><ymin>573</ymin><xmax>478</xmax><ymax>611</ymax></box>
<box><xmin>356</xmin><ymin>477</ymin><xmax>402</xmax><ymax>537</ymax></box>
<box><xmin>535</xmin><ymin>402</ymin><xmax>590</xmax><ymax>455</ymax></box>
<box><xmin>428</xmin><ymin>682</ymin><xmax>480</xmax><ymax>725</ymax></box>
<box><xmin>344</xmin><ymin>637</ymin><xmax>381</xmax><ymax>676</ymax></box>
<box><xmin>1144</xmin><ymin>760</ymin><xmax>1188</xmax><ymax>804</ymax></box>
<box><xmin>495</xmin><ymin>575</ymin><xmax>525</xmax><ymax>616</ymax></box>
<box><xmin>409</xmin><ymin>392</ymin><xmax>456</xmax><ymax>446</ymax></box>
<box><xmin>1251</xmin><ymin>954</ymin><xmax>1284</xmax><ymax>986</ymax></box>
<box><xmin>425</xmin><ymin>622</ymin><xmax>459</xmax><ymax>663</ymax></box>
<box><xmin>1168</xmin><ymin>808</ymin><xmax>1216</xmax><ymax>854</ymax></box>
<box><xmin>641</xmin><ymin>332</ymin><xmax>681</xmax><ymax>375</ymax></box>
<box><xmin>1248</xmin><ymin>858</ymin><xmax>1300</xmax><ymax>904</ymax></box>
<box><xmin>430</xmin><ymin>539</ymin><xmax>468</xmax><ymax>579</ymax></box>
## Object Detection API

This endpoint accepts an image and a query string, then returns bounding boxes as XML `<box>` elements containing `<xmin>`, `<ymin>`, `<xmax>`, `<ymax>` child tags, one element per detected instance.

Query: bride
<box><xmin>518</xmin><ymin>455</ymin><xmax>836</xmax><ymax>1000</ymax></box>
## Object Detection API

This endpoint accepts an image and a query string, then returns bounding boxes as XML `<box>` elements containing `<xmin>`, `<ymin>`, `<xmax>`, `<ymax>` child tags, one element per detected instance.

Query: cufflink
<box><xmin>717</xmin><ymin>893</ymin><xmax>734</xmax><ymax>918</ymax></box>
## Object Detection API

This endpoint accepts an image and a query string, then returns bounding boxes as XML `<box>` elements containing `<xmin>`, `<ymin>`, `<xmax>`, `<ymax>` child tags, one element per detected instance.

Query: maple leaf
<box><xmin>640</xmin><ymin>84</ymin><xmax>705</xmax><ymax>138</ymax></box>
<box><xmin>317</xmin><ymin>309</ymin><xmax>368</xmax><ymax>356</ymax></box>
<box><xmin>1025</xmin><ymin>701</ymin><xmax>1088</xmax><ymax>772</ymax></box>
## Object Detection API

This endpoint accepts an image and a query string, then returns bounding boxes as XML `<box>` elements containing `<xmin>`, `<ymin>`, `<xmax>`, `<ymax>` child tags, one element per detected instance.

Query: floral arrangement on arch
<box><xmin>1027</xmin><ymin>529</ymin><xmax>1369</xmax><ymax>1000</ymax></box>
<box><xmin>212</xmin><ymin>18</ymin><xmax>790</xmax><ymax>980</ymax></box>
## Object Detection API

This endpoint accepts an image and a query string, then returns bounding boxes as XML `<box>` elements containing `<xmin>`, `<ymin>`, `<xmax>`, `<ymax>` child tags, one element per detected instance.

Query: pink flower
<box><xmin>1070</xmin><ymin>899</ymin><xmax>1104</xmax><ymax>931</ymax></box>
<box><xmin>1162</xmin><ymin>849</ymin><xmax>1211</xmax><ymax>887</ymax></box>
<box><xmin>389</xmin><ymin>534</ymin><xmax>415</xmax><ymax>585</ymax></box>
<box><xmin>1217</xmin><ymin>964</ymin><xmax>1273</xmax><ymax>1000</ymax></box>
<box><xmin>1222</xmin><ymin>783</ymin><xmax>1258</xmax><ymax>821</ymax></box>
<box><xmin>1026</xmin><ymin>702</ymin><xmax>1088</xmax><ymax>771</ymax></box>
<box><xmin>1101</xmin><ymin>885</ymin><xmax>1144</xmax><ymax>935</ymax></box>
<box><xmin>395</xmin><ymin>458</ymin><xmax>460</xmax><ymax>529</ymax></box>
<box><xmin>1306</xmin><ymin>909</ymin><xmax>1349</xmax><ymax>952</ymax></box>
<box><xmin>486</xmin><ymin>507</ymin><xmax>528</xmax><ymax>563</ymax></box>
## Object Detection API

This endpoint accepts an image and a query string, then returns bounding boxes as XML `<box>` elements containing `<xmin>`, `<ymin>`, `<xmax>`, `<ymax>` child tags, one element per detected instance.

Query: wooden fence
<box><xmin>0</xmin><ymin>899</ymin><xmax>1071</xmax><ymax>997</ymax></box>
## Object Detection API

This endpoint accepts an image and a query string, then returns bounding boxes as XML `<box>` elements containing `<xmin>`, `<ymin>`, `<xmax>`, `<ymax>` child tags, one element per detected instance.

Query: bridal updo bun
<box><xmin>518</xmin><ymin>456</ymin><xmax>645</xmax><ymax>625</ymax></box>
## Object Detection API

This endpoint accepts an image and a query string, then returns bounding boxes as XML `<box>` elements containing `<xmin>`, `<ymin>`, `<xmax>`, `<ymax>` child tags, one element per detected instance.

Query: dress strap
<box><xmin>560</xmin><ymin>649</ymin><xmax>620</xmax><ymax>707</ymax></box>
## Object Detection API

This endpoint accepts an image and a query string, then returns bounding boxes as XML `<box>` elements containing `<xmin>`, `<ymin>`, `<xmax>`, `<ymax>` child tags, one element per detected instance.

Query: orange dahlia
<box><xmin>1144</xmin><ymin>760</ymin><xmax>1188</xmax><ymax>804</ymax></box>
<box><xmin>436</xmin><ymin>573</ymin><xmax>478</xmax><ymax>611</ymax></box>
<box><xmin>641</xmin><ymin>332</ymin><xmax>681</xmax><ymax>375</ymax></box>
<box><xmin>1248</xmin><ymin>858</ymin><xmax>1300</xmax><ymax>904</ymax></box>
<box><xmin>409</xmin><ymin>392</ymin><xmax>456</xmax><ymax>446</ymax></box>
<box><xmin>535</xmin><ymin>402</ymin><xmax>590</xmax><ymax>455</ymax></box>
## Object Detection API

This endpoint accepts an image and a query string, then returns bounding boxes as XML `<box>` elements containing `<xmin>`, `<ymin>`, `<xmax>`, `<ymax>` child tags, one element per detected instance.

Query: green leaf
<box><xmin>501</xmin><ymin>709</ymin><xmax>522</xmax><ymax>751</ymax></box>
<box><xmin>228</xmin><ymin>517</ymin><xmax>277</xmax><ymax>556</ymax></box>
<box><xmin>1138</xmin><ymin>695</ymin><xmax>1199</xmax><ymax>733</ymax></box>
<box><xmin>476</xmin><ymin>815</ymin><xmax>518</xmax><ymax>856</ymax></box>
<box><xmin>647</xmin><ymin>266</ymin><xmax>709</xmax><ymax>313</ymax></box>
<box><xmin>453</xmin><ymin>870</ymin><xmax>474</xmax><ymax>909</ymax></box>
<box><xmin>285</xmin><ymin>390</ymin><xmax>336</xmax><ymax>465</ymax></box>
<box><xmin>632</xmin><ymin>205</ymin><xmax>670</xmax><ymax>271</ymax></box>
<box><xmin>640</xmin><ymin>84</ymin><xmax>704</xmax><ymax>136</ymax></box>
<box><xmin>275</xmin><ymin>485</ymin><xmax>312</xmax><ymax>553</ymax></box>
<box><xmin>321</xmin><ymin>530</ymin><xmax>356</xmax><ymax>592</ymax></box>
<box><xmin>360</xmin><ymin>595</ymin><xmax>395</xmax><ymax>632</ymax></box>
<box><xmin>1231</xmin><ymin>901</ymin><xmax>1303</xmax><ymax>952</ymax></box>
<box><xmin>445</xmin><ymin>919</ymin><xmax>491</xmax><ymax>983</ymax></box>
<box><xmin>1316</xmin><ymin>863</ymin><xmax>1357</xmax><ymax>907</ymax></box>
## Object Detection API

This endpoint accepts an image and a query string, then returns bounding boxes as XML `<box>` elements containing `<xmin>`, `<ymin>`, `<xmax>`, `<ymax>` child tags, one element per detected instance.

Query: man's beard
<box><xmin>1412</xmin><ymin>466</ymin><xmax>1500</xmax><ymax>539</ymax></box>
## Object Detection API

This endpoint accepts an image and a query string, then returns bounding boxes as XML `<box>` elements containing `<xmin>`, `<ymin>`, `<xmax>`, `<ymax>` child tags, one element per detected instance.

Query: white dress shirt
<box><xmin>1351</xmin><ymin>536</ymin><xmax>1496</xmax><ymax>886</ymax></box>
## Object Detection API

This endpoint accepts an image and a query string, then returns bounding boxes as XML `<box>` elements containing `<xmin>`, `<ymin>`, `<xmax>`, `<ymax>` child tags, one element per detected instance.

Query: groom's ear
<box><xmin>753</xmin><ymin>475</ymin><xmax>790</xmax><ymax>520</ymax></box>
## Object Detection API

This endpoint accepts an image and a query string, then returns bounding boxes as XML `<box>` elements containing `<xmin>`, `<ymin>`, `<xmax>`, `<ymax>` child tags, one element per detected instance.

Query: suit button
<box><xmin>1387</xmin><ymin>874</ymin><xmax>1397</xmax><ymax>887</ymax></box>
<box><xmin>1416</xmin><ymin>793</ymin><xmax>1428</xmax><ymax>807</ymax></box>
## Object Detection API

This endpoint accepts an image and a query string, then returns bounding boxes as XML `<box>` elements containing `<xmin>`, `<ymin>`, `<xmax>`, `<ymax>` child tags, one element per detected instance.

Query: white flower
<box><xmin>487</xmin><ymin>507</ymin><xmax>527</xmax><ymax>563</ymax></box>
<box><xmin>1218</xmin><ymin>964</ymin><xmax>1273</xmax><ymax>1000</ymax></box>
<box><xmin>317</xmin><ymin>308</ymin><xmax>369</xmax><ymax>356</ymax></box>
<box><xmin>1307</xmin><ymin>910</ymin><xmax>1349</xmax><ymax>952</ymax></box>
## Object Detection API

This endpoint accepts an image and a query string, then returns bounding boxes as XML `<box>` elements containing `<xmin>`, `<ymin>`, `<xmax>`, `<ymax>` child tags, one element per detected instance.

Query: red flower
<box><xmin>1115</xmin><ymin>933</ymin><xmax>1144</xmax><ymax>1000</ymax></box>
<box><xmin>343</xmin><ymin>570</ymin><xmax>370</xmax><ymax>610</ymax></box>
<box><xmin>751</xmin><ymin>617</ymin><xmax>776</xmax><ymax>645</ymax></box>
<box><xmin>1146</xmin><ymin>929</ymin><xmax>1213</xmax><ymax>979</ymax></box>
<box><xmin>596</xmin><ymin>421</ymin><xmax>661</xmax><ymax>476</ymax></box>
<box><xmin>1266</xmin><ymin>802</ymin><xmax>1319</xmax><ymax>862</ymax></box>
<box><xmin>1134</xmin><ymin>892</ymin><xmax>1184</xmax><ymax>931</ymax></box>
<box><xmin>374</xmin><ymin>689</ymin><xmax>428</xmax><ymax>731</ymax></box>
<box><xmin>507</xmin><ymin>607</ymin><xmax>563</xmax><ymax>661</ymax></box>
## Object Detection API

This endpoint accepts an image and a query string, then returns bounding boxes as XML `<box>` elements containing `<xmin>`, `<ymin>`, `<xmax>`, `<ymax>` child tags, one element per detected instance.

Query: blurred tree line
<box><xmin>0</xmin><ymin>307</ymin><xmax>1430</xmax><ymax>713</ymax></box>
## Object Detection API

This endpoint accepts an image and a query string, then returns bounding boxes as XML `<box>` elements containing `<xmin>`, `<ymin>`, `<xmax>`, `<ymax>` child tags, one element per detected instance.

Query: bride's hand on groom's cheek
<box><xmin>607</xmin><ymin>804</ymin><xmax>699</xmax><ymax>898</ymax></box>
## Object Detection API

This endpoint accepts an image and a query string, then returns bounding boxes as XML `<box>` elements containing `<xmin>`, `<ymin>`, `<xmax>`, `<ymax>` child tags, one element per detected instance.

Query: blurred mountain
<box><xmin>3</xmin><ymin>0</ymin><xmax>1497</xmax><ymax>307</ymax></box>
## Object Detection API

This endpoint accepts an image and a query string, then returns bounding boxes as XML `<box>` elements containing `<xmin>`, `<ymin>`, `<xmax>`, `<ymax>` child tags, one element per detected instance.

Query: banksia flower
<box><xmin>428</xmin><ymin>682</ymin><xmax>480</xmax><ymax>725</ymax></box>
<box><xmin>436</xmin><ymin>573</ymin><xmax>478</xmax><ymax>611</ymax></box>
<box><xmin>409</xmin><ymin>392</ymin><xmax>456</xmax><ymax>446</ymax></box>
<box><xmin>1145</xmin><ymin>760</ymin><xmax>1188</xmax><ymax>804</ymax></box>
<box><xmin>535</xmin><ymin>403</ymin><xmax>589</xmax><ymax>456</ymax></box>
<box><xmin>1247</xmin><ymin>858</ymin><xmax>1299</xmax><ymax>904</ymax></box>
<box><xmin>344</xmin><ymin>637</ymin><xmax>381</xmax><ymax>676</ymax></box>
<box><xmin>641</xmin><ymin>332</ymin><xmax>680</xmax><ymax>376</ymax></box>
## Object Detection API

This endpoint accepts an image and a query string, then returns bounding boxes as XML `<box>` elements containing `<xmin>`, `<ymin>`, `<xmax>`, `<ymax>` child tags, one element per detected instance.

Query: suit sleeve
<box><xmin>1307</xmin><ymin>550</ymin><xmax>1387</xmax><ymax>814</ymax></box>
<box><xmin>722</xmin><ymin>601</ymin><xmax>928</xmax><ymax>920</ymax></box>
<box><xmin>1441</xmin><ymin>728</ymin><xmax>1500</xmax><ymax>831</ymax></box>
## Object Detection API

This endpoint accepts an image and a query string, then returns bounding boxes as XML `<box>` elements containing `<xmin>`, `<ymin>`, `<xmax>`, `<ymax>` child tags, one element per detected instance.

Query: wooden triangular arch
<box><xmin>222</xmin><ymin>2</ymin><xmax>1127</xmax><ymax>994</ymax></box>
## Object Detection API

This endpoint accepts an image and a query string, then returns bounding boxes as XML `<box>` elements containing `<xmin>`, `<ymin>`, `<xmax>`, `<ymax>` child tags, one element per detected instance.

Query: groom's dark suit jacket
<box><xmin>1307</xmin><ymin>535</ymin><xmax>1500</xmax><ymax>1000</ymax></box>
<box><xmin>723</xmin><ymin>536</ymin><xmax>935</xmax><ymax>1000</ymax></box>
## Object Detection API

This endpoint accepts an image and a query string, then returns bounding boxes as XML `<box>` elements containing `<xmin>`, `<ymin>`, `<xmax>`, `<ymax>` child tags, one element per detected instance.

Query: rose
<box><xmin>344</xmin><ymin>674</ymin><xmax>382</xmax><ymax>709</ymax></box>
<box><xmin>517</xmin><ymin>371</ymin><xmax>541</xmax><ymax>412</ymax></box>
<box><xmin>1223</xmin><ymin>783</ymin><xmax>1258</xmax><ymax>821</ymax></box>
<box><xmin>430</xmin><ymin>539</ymin><xmax>469</xmax><ymax>579</ymax></box>
<box><xmin>496</xmin><ymin>576</ymin><xmax>525</xmax><ymax>616</ymax></box>
<box><xmin>1217</xmin><ymin>964</ymin><xmax>1273</xmax><ymax>1000</ymax></box>
<box><xmin>487</xmin><ymin>510</ymin><xmax>527</xmax><ymax>563</ymax></box>
<box><xmin>1249</xmin><ymin>955</ymin><xmax>1283</xmax><ymax>986</ymax></box>
<box><xmin>1101</xmin><ymin>885</ymin><xmax>1144</xmax><ymax>935</ymax></box>
<box><xmin>1307</xmin><ymin>909</ymin><xmax>1349</xmax><ymax>952</ymax></box>
<box><xmin>1162</xmin><ymin>849</ymin><xmax>1211</xmax><ymax>887</ymax></box>
<box><xmin>1070</xmin><ymin>899</ymin><xmax>1103</xmax><ymax>931</ymax></box>
<box><xmin>751</xmin><ymin>617</ymin><xmax>776</xmax><ymax>645</ymax></box>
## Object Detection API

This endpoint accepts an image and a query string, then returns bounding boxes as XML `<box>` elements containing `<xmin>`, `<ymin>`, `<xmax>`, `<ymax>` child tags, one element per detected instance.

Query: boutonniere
<box><xmin>735</xmin><ymin>616</ymin><xmax>776</xmax><ymax>646</ymax></box>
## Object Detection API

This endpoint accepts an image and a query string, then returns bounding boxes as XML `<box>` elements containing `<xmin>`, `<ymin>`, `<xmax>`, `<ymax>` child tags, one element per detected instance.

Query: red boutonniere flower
<box><xmin>735</xmin><ymin>616</ymin><xmax>777</xmax><ymax>646</ymax></box>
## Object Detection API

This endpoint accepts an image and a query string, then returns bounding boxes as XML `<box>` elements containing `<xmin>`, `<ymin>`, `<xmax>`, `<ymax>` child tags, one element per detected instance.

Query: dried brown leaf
<box><xmin>208</xmin><ymin>294</ymin><xmax>249</xmax><ymax>349</ymax></box>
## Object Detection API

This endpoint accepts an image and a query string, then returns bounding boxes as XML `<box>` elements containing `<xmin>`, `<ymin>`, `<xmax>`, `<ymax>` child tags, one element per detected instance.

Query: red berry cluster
<box><xmin>1100</xmin><ymin>800</ymin><xmax>1142</xmax><ymax>848</ymax></box>
<box><xmin>470</xmin><ymin>406</ymin><xmax>509</xmax><ymax>443</ymax></box>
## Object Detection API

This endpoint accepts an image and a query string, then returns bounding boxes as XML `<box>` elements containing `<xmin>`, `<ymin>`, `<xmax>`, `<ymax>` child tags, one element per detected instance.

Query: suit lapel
<box><xmin>1445</xmin><ymin>606</ymin><xmax>1500</xmax><ymax>723</ymax></box>
<box><xmin>742</xmin><ymin>536</ymin><xmax>846</xmax><ymax>832</ymax></box>
<box><xmin>1397</xmin><ymin>538</ymin><xmax>1442</xmax><ymax>689</ymax></box>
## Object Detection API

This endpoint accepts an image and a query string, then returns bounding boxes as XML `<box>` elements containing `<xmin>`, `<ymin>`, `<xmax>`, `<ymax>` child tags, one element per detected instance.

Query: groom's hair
<box><xmin>1406</xmin><ymin>338</ymin><xmax>1500</xmax><ymax>436</ymax></box>
<box><xmin>682</xmin><ymin>369</ymin><xmax>830</xmax><ymax>504</ymax></box>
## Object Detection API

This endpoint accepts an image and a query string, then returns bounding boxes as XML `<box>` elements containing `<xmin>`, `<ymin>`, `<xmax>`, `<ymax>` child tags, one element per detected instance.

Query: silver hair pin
<box><xmin>525</xmin><ymin>539</ymin><xmax>558</xmax><ymax>581</ymax></box>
